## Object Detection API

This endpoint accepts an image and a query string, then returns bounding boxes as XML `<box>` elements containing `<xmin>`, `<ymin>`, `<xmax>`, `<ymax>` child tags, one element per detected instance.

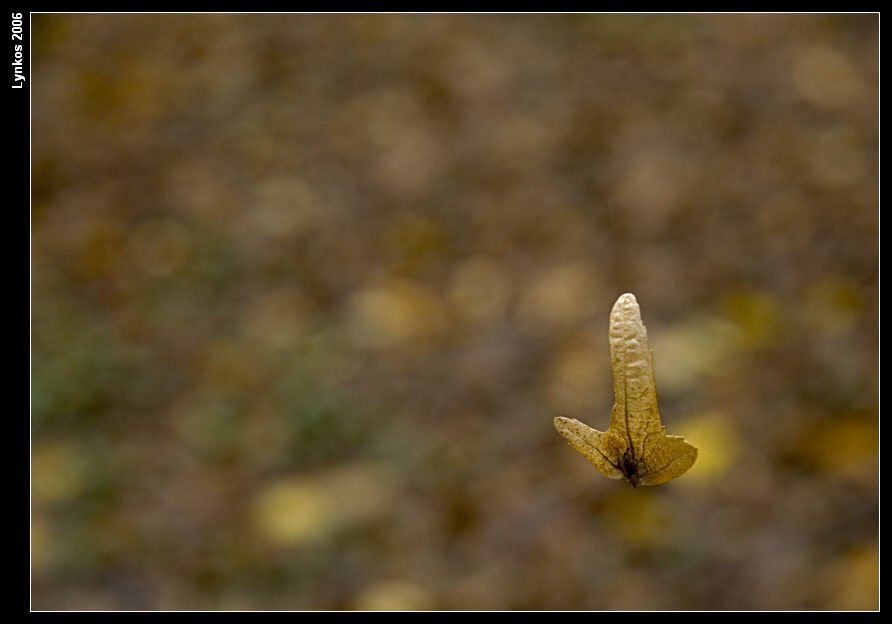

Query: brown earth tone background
<box><xmin>31</xmin><ymin>13</ymin><xmax>878</xmax><ymax>610</ymax></box>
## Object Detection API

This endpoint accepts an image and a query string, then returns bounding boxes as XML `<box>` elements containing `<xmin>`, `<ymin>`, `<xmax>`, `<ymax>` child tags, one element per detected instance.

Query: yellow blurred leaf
<box><xmin>819</xmin><ymin>543</ymin><xmax>879</xmax><ymax>610</ymax></box>
<box><xmin>252</xmin><ymin>477</ymin><xmax>331</xmax><ymax>546</ymax></box>
<box><xmin>251</xmin><ymin>462</ymin><xmax>398</xmax><ymax>547</ymax></box>
<box><xmin>672</xmin><ymin>412</ymin><xmax>740</xmax><ymax>486</ymax></box>
<box><xmin>354</xmin><ymin>580</ymin><xmax>434</xmax><ymax>611</ymax></box>
<box><xmin>32</xmin><ymin>440</ymin><xmax>89</xmax><ymax>505</ymax></box>
<box><xmin>31</xmin><ymin>513</ymin><xmax>52</xmax><ymax>575</ymax></box>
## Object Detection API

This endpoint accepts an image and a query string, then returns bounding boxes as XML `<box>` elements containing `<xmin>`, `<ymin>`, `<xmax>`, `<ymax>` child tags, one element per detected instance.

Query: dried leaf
<box><xmin>554</xmin><ymin>293</ymin><xmax>698</xmax><ymax>487</ymax></box>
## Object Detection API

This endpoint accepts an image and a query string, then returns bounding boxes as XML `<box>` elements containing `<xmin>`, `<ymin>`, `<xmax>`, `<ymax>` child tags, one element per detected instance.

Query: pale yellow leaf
<box><xmin>554</xmin><ymin>293</ymin><xmax>698</xmax><ymax>487</ymax></box>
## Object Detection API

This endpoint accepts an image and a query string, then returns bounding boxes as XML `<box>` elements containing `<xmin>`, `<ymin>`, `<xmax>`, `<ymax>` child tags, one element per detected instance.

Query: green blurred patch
<box><xmin>278</xmin><ymin>383</ymin><xmax>384</xmax><ymax>470</ymax></box>
<box><xmin>171</xmin><ymin>393</ymin><xmax>244</xmax><ymax>462</ymax></box>
<box><xmin>31</xmin><ymin>301</ymin><xmax>142</xmax><ymax>434</ymax></box>
<box><xmin>31</xmin><ymin>437</ymin><xmax>120</xmax><ymax>581</ymax></box>
<box><xmin>167</xmin><ymin>357</ymin><xmax>388</xmax><ymax>472</ymax></box>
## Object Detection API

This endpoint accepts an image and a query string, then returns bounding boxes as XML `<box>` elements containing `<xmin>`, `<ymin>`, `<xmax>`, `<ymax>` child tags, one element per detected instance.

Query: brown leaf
<box><xmin>554</xmin><ymin>293</ymin><xmax>698</xmax><ymax>487</ymax></box>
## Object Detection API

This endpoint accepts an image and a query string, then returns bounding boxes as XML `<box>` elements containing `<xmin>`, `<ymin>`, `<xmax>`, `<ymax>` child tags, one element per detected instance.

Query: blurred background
<box><xmin>30</xmin><ymin>14</ymin><xmax>878</xmax><ymax>610</ymax></box>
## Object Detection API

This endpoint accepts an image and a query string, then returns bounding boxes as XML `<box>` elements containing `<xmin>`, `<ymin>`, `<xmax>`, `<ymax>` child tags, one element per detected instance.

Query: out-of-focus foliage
<box><xmin>31</xmin><ymin>14</ymin><xmax>877</xmax><ymax>611</ymax></box>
